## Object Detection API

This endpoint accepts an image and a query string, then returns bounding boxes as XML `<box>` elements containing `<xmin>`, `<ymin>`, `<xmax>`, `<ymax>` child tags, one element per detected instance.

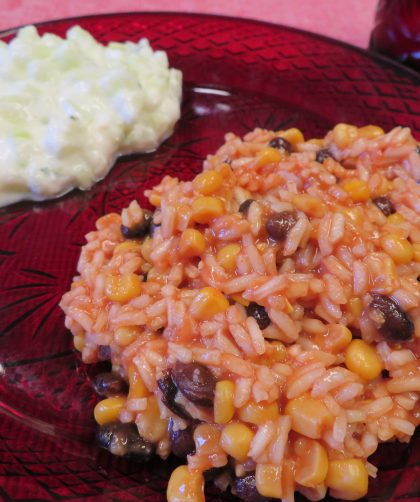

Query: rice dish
<box><xmin>60</xmin><ymin>123</ymin><xmax>420</xmax><ymax>501</ymax></box>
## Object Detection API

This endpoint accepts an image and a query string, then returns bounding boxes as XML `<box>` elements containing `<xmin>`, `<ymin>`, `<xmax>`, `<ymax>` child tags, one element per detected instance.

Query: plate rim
<box><xmin>1</xmin><ymin>10</ymin><xmax>419</xmax><ymax>84</ymax></box>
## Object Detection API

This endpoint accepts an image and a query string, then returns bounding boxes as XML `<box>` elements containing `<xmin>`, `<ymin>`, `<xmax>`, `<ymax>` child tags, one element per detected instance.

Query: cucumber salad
<box><xmin>0</xmin><ymin>25</ymin><xmax>182</xmax><ymax>207</ymax></box>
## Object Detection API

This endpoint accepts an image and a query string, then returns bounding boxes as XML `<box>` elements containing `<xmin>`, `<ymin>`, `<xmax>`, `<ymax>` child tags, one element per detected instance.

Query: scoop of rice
<box><xmin>60</xmin><ymin>123</ymin><xmax>420</xmax><ymax>502</ymax></box>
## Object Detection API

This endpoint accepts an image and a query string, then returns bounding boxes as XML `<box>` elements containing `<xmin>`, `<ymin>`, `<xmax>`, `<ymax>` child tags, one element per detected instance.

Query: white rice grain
<box><xmin>332</xmin><ymin>411</ymin><xmax>347</xmax><ymax>443</ymax></box>
<box><xmin>247</xmin><ymin>275</ymin><xmax>286</xmax><ymax>301</ymax></box>
<box><xmin>287</xmin><ymin>366</ymin><xmax>326</xmax><ymax>399</ymax></box>
<box><xmin>234</xmin><ymin>378</ymin><xmax>252</xmax><ymax>407</ymax></box>
<box><xmin>387</xmin><ymin>376</ymin><xmax>420</xmax><ymax>393</ymax></box>
<box><xmin>127</xmin><ymin>398</ymin><xmax>148</xmax><ymax>412</ymax></box>
<box><xmin>223</xmin><ymin>274</ymin><xmax>260</xmax><ymax>294</ymax></box>
<box><xmin>283</xmin><ymin>215</ymin><xmax>308</xmax><ymax>256</ymax></box>
<box><xmin>246</xmin><ymin>317</ymin><xmax>266</xmax><ymax>355</ymax></box>
<box><xmin>388</xmin><ymin>417</ymin><xmax>415</xmax><ymax>436</ymax></box>
<box><xmin>269</xmin><ymin>416</ymin><xmax>291</xmax><ymax>464</ymax></box>
<box><xmin>229</xmin><ymin>323</ymin><xmax>254</xmax><ymax>357</ymax></box>
<box><xmin>311</xmin><ymin>368</ymin><xmax>355</xmax><ymax>398</ymax></box>
<box><xmin>268</xmin><ymin>309</ymin><xmax>300</xmax><ymax>342</ymax></box>
<box><xmin>248</xmin><ymin>420</ymin><xmax>277</xmax><ymax>460</ymax></box>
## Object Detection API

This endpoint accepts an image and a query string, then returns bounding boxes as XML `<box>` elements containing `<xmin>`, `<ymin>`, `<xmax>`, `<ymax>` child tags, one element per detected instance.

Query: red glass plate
<box><xmin>0</xmin><ymin>12</ymin><xmax>419</xmax><ymax>502</ymax></box>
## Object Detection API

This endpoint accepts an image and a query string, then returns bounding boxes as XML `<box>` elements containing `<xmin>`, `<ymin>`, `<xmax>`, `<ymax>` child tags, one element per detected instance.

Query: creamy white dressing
<box><xmin>0</xmin><ymin>25</ymin><xmax>182</xmax><ymax>207</ymax></box>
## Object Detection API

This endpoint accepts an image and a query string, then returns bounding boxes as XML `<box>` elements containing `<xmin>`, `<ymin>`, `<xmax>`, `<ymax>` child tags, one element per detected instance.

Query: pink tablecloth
<box><xmin>1</xmin><ymin>0</ymin><xmax>377</xmax><ymax>48</ymax></box>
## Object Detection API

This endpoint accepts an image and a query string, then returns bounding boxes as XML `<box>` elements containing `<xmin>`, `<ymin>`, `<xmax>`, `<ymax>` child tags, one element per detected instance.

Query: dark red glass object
<box><xmin>370</xmin><ymin>0</ymin><xmax>420</xmax><ymax>71</ymax></box>
<box><xmin>0</xmin><ymin>12</ymin><xmax>419</xmax><ymax>502</ymax></box>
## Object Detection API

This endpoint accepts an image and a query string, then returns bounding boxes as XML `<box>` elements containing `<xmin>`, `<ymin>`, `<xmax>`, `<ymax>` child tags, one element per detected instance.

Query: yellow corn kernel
<box><xmin>294</xmin><ymin>437</ymin><xmax>328</xmax><ymax>488</ymax></box>
<box><xmin>413</xmin><ymin>243</ymin><xmax>420</xmax><ymax>262</ymax></box>
<box><xmin>115</xmin><ymin>326</ymin><xmax>140</xmax><ymax>347</ymax></box>
<box><xmin>220</xmin><ymin>422</ymin><xmax>254</xmax><ymax>461</ymax></box>
<box><xmin>214</xmin><ymin>380</ymin><xmax>235</xmax><ymax>424</ymax></box>
<box><xmin>255</xmin><ymin>464</ymin><xmax>283</xmax><ymax>498</ymax></box>
<box><xmin>280</xmin><ymin>128</ymin><xmax>304</xmax><ymax>145</ymax></box>
<box><xmin>381</xmin><ymin>234</ymin><xmax>413</xmax><ymax>265</ymax></box>
<box><xmin>345</xmin><ymin>339</ymin><xmax>383</xmax><ymax>380</ymax></box>
<box><xmin>113</xmin><ymin>241</ymin><xmax>142</xmax><ymax>256</ymax></box>
<box><xmin>71</xmin><ymin>279</ymin><xmax>84</xmax><ymax>289</ymax></box>
<box><xmin>322</xmin><ymin>325</ymin><xmax>353</xmax><ymax>353</ymax></box>
<box><xmin>105</xmin><ymin>273</ymin><xmax>142</xmax><ymax>302</ymax></box>
<box><xmin>387</xmin><ymin>212</ymin><xmax>405</xmax><ymax>225</ymax></box>
<box><xmin>348</xmin><ymin>297</ymin><xmax>363</xmax><ymax>318</ymax></box>
<box><xmin>128</xmin><ymin>365</ymin><xmax>149</xmax><ymax>399</ymax></box>
<box><xmin>73</xmin><ymin>333</ymin><xmax>85</xmax><ymax>352</ymax></box>
<box><xmin>231</xmin><ymin>294</ymin><xmax>250</xmax><ymax>307</ymax></box>
<box><xmin>191</xmin><ymin>196</ymin><xmax>224</xmax><ymax>224</ymax></box>
<box><xmin>292</xmin><ymin>194</ymin><xmax>327</xmax><ymax>218</ymax></box>
<box><xmin>255</xmin><ymin>147</ymin><xmax>282</xmax><ymax>167</ymax></box>
<box><xmin>149</xmin><ymin>193</ymin><xmax>161</xmax><ymax>207</ymax></box>
<box><xmin>179</xmin><ymin>228</ymin><xmax>206</xmax><ymax>258</ymax></box>
<box><xmin>326</xmin><ymin>459</ymin><xmax>368</xmax><ymax>501</ymax></box>
<box><xmin>358</xmin><ymin>125</ymin><xmax>384</xmax><ymax>139</ymax></box>
<box><xmin>167</xmin><ymin>465</ymin><xmax>205</xmax><ymax>502</ymax></box>
<box><xmin>332</xmin><ymin>123</ymin><xmax>358</xmax><ymax>149</ymax></box>
<box><xmin>94</xmin><ymin>396</ymin><xmax>126</xmax><ymax>425</ymax></box>
<box><xmin>217</xmin><ymin>243</ymin><xmax>241</xmax><ymax>272</ymax></box>
<box><xmin>269</xmin><ymin>341</ymin><xmax>288</xmax><ymax>362</ymax></box>
<box><xmin>136</xmin><ymin>396</ymin><xmax>167</xmax><ymax>442</ymax></box>
<box><xmin>341</xmin><ymin>179</ymin><xmax>371</xmax><ymax>202</ymax></box>
<box><xmin>285</xmin><ymin>395</ymin><xmax>333</xmax><ymax>439</ymax></box>
<box><xmin>193</xmin><ymin>424</ymin><xmax>221</xmax><ymax>455</ymax></box>
<box><xmin>189</xmin><ymin>287</ymin><xmax>229</xmax><ymax>321</ymax></box>
<box><xmin>192</xmin><ymin>169</ymin><xmax>223</xmax><ymax>195</ymax></box>
<box><xmin>238</xmin><ymin>401</ymin><xmax>279</xmax><ymax>425</ymax></box>
<box><xmin>340</xmin><ymin>206</ymin><xmax>364</xmax><ymax>227</ymax></box>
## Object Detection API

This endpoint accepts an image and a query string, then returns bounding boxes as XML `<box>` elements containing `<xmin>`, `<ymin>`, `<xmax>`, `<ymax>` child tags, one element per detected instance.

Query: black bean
<box><xmin>92</xmin><ymin>372</ymin><xmax>128</xmax><ymax>397</ymax></box>
<box><xmin>157</xmin><ymin>371</ymin><xmax>175</xmax><ymax>400</ymax></box>
<box><xmin>239</xmin><ymin>199</ymin><xmax>255</xmax><ymax>216</ymax></box>
<box><xmin>246</xmin><ymin>302</ymin><xmax>270</xmax><ymax>330</ymax></box>
<box><xmin>171</xmin><ymin>362</ymin><xmax>216</xmax><ymax>407</ymax></box>
<box><xmin>373</xmin><ymin>196</ymin><xmax>396</xmax><ymax>216</ymax></box>
<box><xmin>350</xmin><ymin>327</ymin><xmax>362</xmax><ymax>339</ymax></box>
<box><xmin>96</xmin><ymin>422</ymin><xmax>154</xmax><ymax>462</ymax></box>
<box><xmin>268</xmin><ymin>136</ymin><xmax>292</xmax><ymax>154</ymax></box>
<box><xmin>234</xmin><ymin>475</ymin><xmax>271</xmax><ymax>502</ymax></box>
<box><xmin>157</xmin><ymin>371</ymin><xmax>192</xmax><ymax>420</ymax></box>
<box><xmin>168</xmin><ymin>417</ymin><xmax>196</xmax><ymax>458</ymax></box>
<box><xmin>381</xmin><ymin>369</ymin><xmax>390</xmax><ymax>379</ymax></box>
<box><xmin>121</xmin><ymin>210</ymin><xmax>153</xmax><ymax>239</ymax></box>
<box><xmin>416</xmin><ymin>145</ymin><xmax>420</xmax><ymax>155</ymax></box>
<box><xmin>97</xmin><ymin>345</ymin><xmax>111</xmax><ymax>361</ymax></box>
<box><xmin>266</xmin><ymin>211</ymin><xmax>298</xmax><ymax>241</ymax></box>
<box><xmin>149</xmin><ymin>221</ymin><xmax>160</xmax><ymax>236</ymax></box>
<box><xmin>315</xmin><ymin>148</ymin><xmax>334</xmax><ymax>163</ymax></box>
<box><xmin>369</xmin><ymin>294</ymin><xmax>414</xmax><ymax>342</ymax></box>
<box><xmin>204</xmin><ymin>467</ymin><xmax>224</xmax><ymax>482</ymax></box>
